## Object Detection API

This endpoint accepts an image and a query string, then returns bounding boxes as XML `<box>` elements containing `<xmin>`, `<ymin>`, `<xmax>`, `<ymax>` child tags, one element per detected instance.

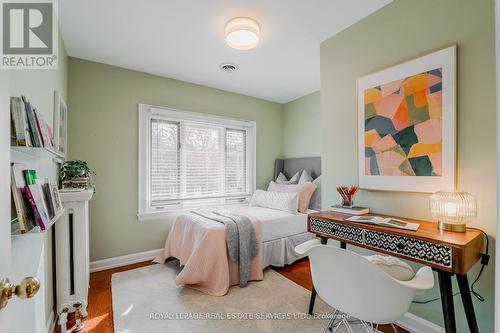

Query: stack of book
<box><xmin>10</xmin><ymin>95</ymin><xmax>54</xmax><ymax>149</ymax></box>
<box><xmin>331</xmin><ymin>204</ymin><xmax>370</xmax><ymax>215</ymax></box>
<box><xmin>11</xmin><ymin>163</ymin><xmax>63</xmax><ymax>234</ymax></box>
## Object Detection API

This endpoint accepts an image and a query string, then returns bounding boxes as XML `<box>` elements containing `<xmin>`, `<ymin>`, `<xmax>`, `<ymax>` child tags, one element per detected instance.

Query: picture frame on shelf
<box><xmin>357</xmin><ymin>46</ymin><xmax>456</xmax><ymax>193</ymax></box>
<box><xmin>49</xmin><ymin>181</ymin><xmax>63</xmax><ymax>213</ymax></box>
<box><xmin>53</xmin><ymin>91</ymin><xmax>68</xmax><ymax>157</ymax></box>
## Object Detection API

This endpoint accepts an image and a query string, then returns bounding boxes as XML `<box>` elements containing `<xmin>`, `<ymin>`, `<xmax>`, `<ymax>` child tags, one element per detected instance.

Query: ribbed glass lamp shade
<box><xmin>429</xmin><ymin>191</ymin><xmax>477</xmax><ymax>232</ymax></box>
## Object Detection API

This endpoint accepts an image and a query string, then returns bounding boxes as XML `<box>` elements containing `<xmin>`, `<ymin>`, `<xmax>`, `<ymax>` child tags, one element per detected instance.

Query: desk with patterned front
<box><xmin>307</xmin><ymin>211</ymin><xmax>484</xmax><ymax>333</ymax></box>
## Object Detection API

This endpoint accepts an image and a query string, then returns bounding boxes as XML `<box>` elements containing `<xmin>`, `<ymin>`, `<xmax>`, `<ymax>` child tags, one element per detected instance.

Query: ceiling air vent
<box><xmin>220</xmin><ymin>63</ymin><xmax>239</xmax><ymax>73</ymax></box>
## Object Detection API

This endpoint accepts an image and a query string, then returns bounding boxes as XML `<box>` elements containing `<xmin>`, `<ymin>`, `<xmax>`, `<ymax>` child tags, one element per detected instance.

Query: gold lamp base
<box><xmin>438</xmin><ymin>221</ymin><xmax>466</xmax><ymax>232</ymax></box>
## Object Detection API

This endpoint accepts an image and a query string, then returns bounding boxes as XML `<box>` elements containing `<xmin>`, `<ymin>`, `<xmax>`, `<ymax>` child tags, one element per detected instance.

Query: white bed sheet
<box><xmin>223</xmin><ymin>204</ymin><xmax>315</xmax><ymax>242</ymax></box>
<box><xmin>215</xmin><ymin>204</ymin><xmax>317</xmax><ymax>267</ymax></box>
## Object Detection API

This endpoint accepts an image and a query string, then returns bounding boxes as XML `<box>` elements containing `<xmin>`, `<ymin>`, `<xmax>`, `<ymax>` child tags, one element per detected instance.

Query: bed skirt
<box><xmin>262</xmin><ymin>232</ymin><xmax>315</xmax><ymax>268</ymax></box>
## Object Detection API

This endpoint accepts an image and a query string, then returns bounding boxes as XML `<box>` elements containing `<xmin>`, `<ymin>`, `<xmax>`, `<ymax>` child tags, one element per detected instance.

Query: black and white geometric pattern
<box><xmin>365</xmin><ymin>230</ymin><xmax>452</xmax><ymax>268</ymax></box>
<box><xmin>309</xmin><ymin>218</ymin><xmax>453</xmax><ymax>269</ymax></box>
<box><xmin>310</xmin><ymin>218</ymin><xmax>363</xmax><ymax>243</ymax></box>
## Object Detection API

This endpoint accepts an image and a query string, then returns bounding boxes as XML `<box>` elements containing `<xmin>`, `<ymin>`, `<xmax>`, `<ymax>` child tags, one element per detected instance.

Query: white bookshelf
<box><xmin>11</xmin><ymin>208</ymin><xmax>66</xmax><ymax>237</ymax></box>
<box><xmin>10</xmin><ymin>145</ymin><xmax>66</xmax><ymax>236</ymax></box>
<box><xmin>11</xmin><ymin>145</ymin><xmax>65</xmax><ymax>164</ymax></box>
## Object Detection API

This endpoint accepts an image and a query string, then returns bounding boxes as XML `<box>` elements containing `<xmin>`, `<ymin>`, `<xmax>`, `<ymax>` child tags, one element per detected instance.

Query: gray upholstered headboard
<box><xmin>273</xmin><ymin>157</ymin><xmax>321</xmax><ymax>181</ymax></box>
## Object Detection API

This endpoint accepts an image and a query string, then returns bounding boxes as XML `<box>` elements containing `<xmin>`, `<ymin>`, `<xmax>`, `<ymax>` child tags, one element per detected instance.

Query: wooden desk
<box><xmin>307</xmin><ymin>211</ymin><xmax>484</xmax><ymax>333</ymax></box>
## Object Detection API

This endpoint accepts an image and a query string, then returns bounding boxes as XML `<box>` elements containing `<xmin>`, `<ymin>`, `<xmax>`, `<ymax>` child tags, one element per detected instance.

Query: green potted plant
<box><xmin>60</xmin><ymin>160</ymin><xmax>95</xmax><ymax>192</ymax></box>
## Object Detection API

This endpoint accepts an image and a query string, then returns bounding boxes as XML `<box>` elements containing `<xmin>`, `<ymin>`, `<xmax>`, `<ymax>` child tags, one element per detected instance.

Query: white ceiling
<box><xmin>59</xmin><ymin>0</ymin><xmax>391</xmax><ymax>103</ymax></box>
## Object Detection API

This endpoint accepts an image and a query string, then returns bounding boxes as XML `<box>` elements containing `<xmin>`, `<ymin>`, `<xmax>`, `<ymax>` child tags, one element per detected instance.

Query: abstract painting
<box><xmin>357</xmin><ymin>46</ymin><xmax>456</xmax><ymax>192</ymax></box>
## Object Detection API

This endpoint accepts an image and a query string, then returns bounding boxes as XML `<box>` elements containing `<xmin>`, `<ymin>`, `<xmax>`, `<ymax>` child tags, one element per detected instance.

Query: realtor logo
<box><xmin>1</xmin><ymin>1</ymin><xmax>58</xmax><ymax>69</ymax></box>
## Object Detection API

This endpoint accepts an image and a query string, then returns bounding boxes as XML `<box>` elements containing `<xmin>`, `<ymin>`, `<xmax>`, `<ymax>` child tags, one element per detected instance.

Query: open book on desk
<box><xmin>346</xmin><ymin>215</ymin><xmax>420</xmax><ymax>231</ymax></box>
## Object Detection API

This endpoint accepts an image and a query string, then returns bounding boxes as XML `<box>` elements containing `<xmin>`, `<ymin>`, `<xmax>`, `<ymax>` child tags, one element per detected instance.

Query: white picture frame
<box><xmin>357</xmin><ymin>46</ymin><xmax>456</xmax><ymax>193</ymax></box>
<box><xmin>53</xmin><ymin>91</ymin><xmax>67</xmax><ymax>157</ymax></box>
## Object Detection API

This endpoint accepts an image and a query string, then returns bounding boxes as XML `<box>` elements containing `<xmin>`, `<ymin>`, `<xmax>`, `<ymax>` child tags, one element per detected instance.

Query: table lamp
<box><xmin>429</xmin><ymin>191</ymin><xmax>477</xmax><ymax>232</ymax></box>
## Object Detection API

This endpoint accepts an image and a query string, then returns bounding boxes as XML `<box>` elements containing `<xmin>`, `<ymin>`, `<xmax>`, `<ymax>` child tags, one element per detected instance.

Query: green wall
<box><xmin>67</xmin><ymin>58</ymin><xmax>284</xmax><ymax>261</ymax></box>
<box><xmin>9</xmin><ymin>34</ymin><xmax>67</xmax><ymax>324</ymax></box>
<box><xmin>320</xmin><ymin>0</ymin><xmax>496</xmax><ymax>331</ymax></box>
<box><xmin>282</xmin><ymin>91</ymin><xmax>321</xmax><ymax>158</ymax></box>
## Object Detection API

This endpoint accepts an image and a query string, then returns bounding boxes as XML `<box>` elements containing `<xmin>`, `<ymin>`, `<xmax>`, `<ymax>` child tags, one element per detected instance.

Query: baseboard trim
<box><xmin>46</xmin><ymin>309</ymin><xmax>56</xmax><ymax>333</ymax></box>
<box><xmin>396</xmin><ymin>312</ymin><xmax>445</xmax><ymax>333</ymax></box>
<box><xmin>90</xmin><ymin>248</ymin><xmax>163</xmax><ymax>273</ymax></box>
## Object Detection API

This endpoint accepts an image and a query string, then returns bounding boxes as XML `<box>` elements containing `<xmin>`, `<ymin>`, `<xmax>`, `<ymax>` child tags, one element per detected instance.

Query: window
<box><xmin>138</xmin><ymin>104</ymin><xmax>256</xmax><ymax>220</ymax></box>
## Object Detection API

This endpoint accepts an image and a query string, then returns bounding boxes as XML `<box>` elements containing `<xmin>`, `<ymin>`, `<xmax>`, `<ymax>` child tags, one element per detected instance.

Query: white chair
<box><xmin>295</xmin><ymin>239</ymin><xmax>434</xmax><ymax>332</ymax></box>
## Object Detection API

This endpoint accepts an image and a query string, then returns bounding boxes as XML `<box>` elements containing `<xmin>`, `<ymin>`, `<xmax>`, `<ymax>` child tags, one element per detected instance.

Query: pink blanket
<box><xmin>153</xmin><ymin>213</ymin><xmax>263</xmax><ymax>296</ymax></box>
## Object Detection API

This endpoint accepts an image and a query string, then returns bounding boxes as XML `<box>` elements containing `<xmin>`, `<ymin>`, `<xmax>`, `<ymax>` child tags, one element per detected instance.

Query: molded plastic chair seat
<box><xmin>295</xmin><ymin>239</ymin><xmax>434</xmax><ymax>331</ymax></box>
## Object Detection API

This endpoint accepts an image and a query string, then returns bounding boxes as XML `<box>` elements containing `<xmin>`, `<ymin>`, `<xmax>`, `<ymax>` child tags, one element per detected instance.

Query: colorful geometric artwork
<box><xmin>364</xmin><ymin>68</ymin><xmax>443</xmax><ymax>177</ymax></box>
<box><xmin>357</xmin><ymin>46</ymin><xmax>456</xmax><ymax>193</ymax></box>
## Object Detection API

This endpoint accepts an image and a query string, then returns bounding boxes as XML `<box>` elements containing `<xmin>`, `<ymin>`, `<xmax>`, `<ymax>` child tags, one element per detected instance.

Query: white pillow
<box><xmin>298</xmin><ymin>169</ymin><xmax>314</xmax><ymax>183</ymax></box>
<box><xmin>364</xmin><ymin>255</ymin><xmax>415</xmax><ymax>281</ymax></box>
<box><xmin>276</xmin><ymin>172</ymin><xmax>300</xmax><ymax>184</ymax></box>
<box><xmin>249</xmin><ymin>190</ymin><xmax>299</xmax><ymax>214</ymax></box>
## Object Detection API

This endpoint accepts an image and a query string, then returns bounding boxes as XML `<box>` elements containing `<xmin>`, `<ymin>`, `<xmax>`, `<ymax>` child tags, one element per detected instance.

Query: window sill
<box><xmin>137</xmin><ymin>211</ymin><xmax>181</xmax><ymax>222</ymax></box>
<box><xmin>138</xmin><ymin>202</ymin><xmax>250</xmax><ymax>222</ymax></box>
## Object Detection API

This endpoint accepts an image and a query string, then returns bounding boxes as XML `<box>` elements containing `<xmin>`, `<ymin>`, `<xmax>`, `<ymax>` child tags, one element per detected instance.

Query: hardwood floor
<box><xmin>54</xmin><ymin>261</ymin><xmax>152</xmax><ymax>333</ymax></box>
<box><xmin>55</xmin><ymin>259</ymin><xmax>408</xmax><ymax>333</ymax></box>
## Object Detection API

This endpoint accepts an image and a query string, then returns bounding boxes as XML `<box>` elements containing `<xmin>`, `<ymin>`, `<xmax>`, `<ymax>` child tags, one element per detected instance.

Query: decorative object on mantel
<box><xmin>336</xmin><ymin>185</ymin><xmax>358</xmax><ymax>207</ymax></box>
<box><xmin>429</xmin><ymin>191</ymin><xmax>477</xmax><ymax>232</ymax></box>
<box><xmin>357</xmin><ymin>46</ymin><xmax>456</xmax><ymax>193</ymax></box>
<box><xmin>53</xmin><ymin>91</ymin><xmax>68</xmax><ymax>157</ymax></box>
<box><xmin>60</xmin><ymin>160</ymin><xmax>95</xmax><ymax>192</ymax></box>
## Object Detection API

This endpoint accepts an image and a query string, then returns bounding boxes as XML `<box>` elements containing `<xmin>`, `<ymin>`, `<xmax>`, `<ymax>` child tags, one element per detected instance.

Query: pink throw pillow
<box><xmin>267</xmin><ymin>181</ymin><xmax>318</xmax><ymax>213</ymax></box>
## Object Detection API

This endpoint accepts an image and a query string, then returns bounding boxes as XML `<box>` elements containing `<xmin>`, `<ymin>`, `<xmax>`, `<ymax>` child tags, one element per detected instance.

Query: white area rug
<box><xmin>111</xmin><ymin>260</ymin><xmax>360</xmax><ymax>333</ymax></box>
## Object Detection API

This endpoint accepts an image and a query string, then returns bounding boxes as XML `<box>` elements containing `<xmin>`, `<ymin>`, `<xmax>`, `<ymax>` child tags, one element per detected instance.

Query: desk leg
<box><xmin>308</xmin><ymin>288</ymin><xmax>317</xmax><ymax>315</ymax></box>
<box><xmin>308</xmin><ymin>237</ymin><xmax>328</xmax><ymax>315</ymax></box>
<box><xmin>437</xmin><ymin>271</ymin><xmax>457</xmax><ymax>333</ymax></box>
<box><xmin>457</xmin><ymin>274</ymin><xmax>479</xmax><ymax>333</ymax></box>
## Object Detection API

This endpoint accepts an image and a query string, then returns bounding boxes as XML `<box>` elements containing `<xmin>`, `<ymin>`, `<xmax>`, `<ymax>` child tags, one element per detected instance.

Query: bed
<box><xmin>264</xmin><ymin>157</ymin><xmax>321</xmax><ymax>266</ymax></box>
<box><xmin>154</xmin><ymin>157</ymin><xmax>321</xmax><ymax>295</ymax></box>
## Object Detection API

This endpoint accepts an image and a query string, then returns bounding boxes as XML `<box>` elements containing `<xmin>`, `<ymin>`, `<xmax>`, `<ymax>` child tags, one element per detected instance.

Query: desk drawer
<box><xmin>365</xmin><ymin>230</ymin><xmax>452</xmax><ymax>268</ymax></box>
<box><xmin>310</xmin><ymin>218</ymin><xmax>363</xmax><ymax>243</ymax></box>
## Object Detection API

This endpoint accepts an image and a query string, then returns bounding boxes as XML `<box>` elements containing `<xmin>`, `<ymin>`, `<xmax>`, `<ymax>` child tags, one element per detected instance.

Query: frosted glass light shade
<box><xmin>225</xmin><ymin>17</ymin><xmax>260</xmax><ymax>50</ymax></box>
<box><xmin>429</xmin><ymin>191</ymin><xmax>477</xmax><ymax>232</ymax></box>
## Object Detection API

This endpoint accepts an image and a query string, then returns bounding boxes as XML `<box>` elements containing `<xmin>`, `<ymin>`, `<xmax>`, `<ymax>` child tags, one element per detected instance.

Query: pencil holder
<box><xmin>337</xmin><ymin>186</ymin><xmax>358</xmax><ymax>208</ymax></box>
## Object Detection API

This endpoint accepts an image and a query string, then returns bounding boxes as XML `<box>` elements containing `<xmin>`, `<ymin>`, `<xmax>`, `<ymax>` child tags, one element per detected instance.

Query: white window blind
<box><xmin>150</xmin><ymin>119</ymin><xmax>179</xmax><ymax>204</ymax></box>
<box><xmin>139</xmin><ymin>105</ymin><xmax>255</xmax><ymax>217</ymax></box>
<box><xmin>182</xmin><ymin>124</ymin><xmax>223</xmax><ymax>200</ymax></box>
<box><xmin>225</xmin><ymin>129</ymin><xmax>247</xmax><ymax>194</ymax></box>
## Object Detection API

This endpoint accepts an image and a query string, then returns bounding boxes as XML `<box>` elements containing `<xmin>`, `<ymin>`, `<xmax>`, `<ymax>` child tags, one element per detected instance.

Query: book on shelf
<box><xmin>24</xmin><ymin>184</ymin><xmax>50</xmax><ymax>231</ymax></box>
<box><xmin>50</xmin><ymin>182</ymin><xmax>63</xmax><ymax>213</ymax></box>
<box><xmin>330</xmin><ymin>205</ymin><xmax>370</xmax><ymax>215</ymax></box>
<box><xmin>41</xmin><ymin>182</ymin><xmax>55</xmax><ymax>219</ymax></box>
<box><xmin>11</xmin><ymin>94</ymin><xmax>58</xmax><ymax>151</ymax></box>
<box><xmin>10</xmin><ymin>163</ymin><xmax>63</xmax><ymax>234</ymax></box>
<box><xmin>10</xmin><ymin>96</ymin><xmax>32</xmax><ymax>146</ymax></box>
<box><xmin>11</xmin><ymin>163</ymin><xmax>37</xmax><ymax>233</ymax></box>
<box><xmin>21</xmin><ymin>96</ymin><xmax>43</xmax><ymax>147</ymax></box>
<box><xmin>36</xmin><ymin>178</ymin><xmax>53</xmax><ymax>220</ymax></box>
<box><xmin>34</xmin><ymin>110</ymin><xmax>54</xmax><ymax>149</ymax></box>
<box><xmin>346</xmin><ymin>215</ymin><xmax>420</xmax><ymax>231</ymax></box>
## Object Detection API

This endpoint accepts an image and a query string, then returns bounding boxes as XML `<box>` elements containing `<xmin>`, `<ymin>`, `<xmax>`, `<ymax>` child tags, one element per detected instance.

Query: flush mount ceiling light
<box><xmin>225</xmin><ymin>17</ymin><xmax>260</xmax><ymax>50</ymax></box>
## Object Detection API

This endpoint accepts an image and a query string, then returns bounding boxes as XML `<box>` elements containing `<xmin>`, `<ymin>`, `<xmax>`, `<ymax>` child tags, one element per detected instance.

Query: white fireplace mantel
<box><xmin>55</xmin><ymin>189</ymin><xmax>93</xmax><ymax>317</ymax></box>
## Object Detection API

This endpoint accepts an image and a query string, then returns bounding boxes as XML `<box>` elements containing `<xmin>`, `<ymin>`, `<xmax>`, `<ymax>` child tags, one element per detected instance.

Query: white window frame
<box><xmin>138</xmin><ymin>103</ymin><xmax>256</xmax><ymax>221</ymax></box>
